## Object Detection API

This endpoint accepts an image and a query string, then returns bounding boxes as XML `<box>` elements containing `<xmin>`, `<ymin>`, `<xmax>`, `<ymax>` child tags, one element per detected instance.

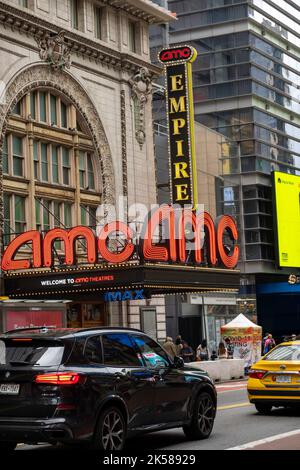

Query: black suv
<box><xmin>0</xmin><ymin>327</ymin><xmax>216</xmax><ymax>451</ymax></box>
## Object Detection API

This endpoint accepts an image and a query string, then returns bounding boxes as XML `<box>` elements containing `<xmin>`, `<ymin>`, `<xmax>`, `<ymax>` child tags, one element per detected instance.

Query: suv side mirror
<box><xmin>173</xmin><ymin>356</ymin><xmax>184</xmax><ymax>369</ymax></box>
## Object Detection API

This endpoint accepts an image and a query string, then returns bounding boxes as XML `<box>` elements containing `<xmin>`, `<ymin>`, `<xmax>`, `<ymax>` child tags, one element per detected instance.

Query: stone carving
<box><xmin>37</xmin><ymin>31</ymin><xmax>71</xmax><ymax>70</ymax></box>
<box><xmin>0</xmin><ymin>65</ymin><xmax>115</xmax><ymax>209</ymax></box>
<box><xmin>129</xmin><ymin>67</ymin><xmax>152</xmax><ymax>149</ymax></box>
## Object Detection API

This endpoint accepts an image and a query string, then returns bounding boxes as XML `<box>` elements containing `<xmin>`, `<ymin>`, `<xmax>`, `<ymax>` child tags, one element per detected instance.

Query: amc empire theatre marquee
<box><xmin>1</xmin><ymin>45</ymin><xmax>240</xmax><ymax>303</ymax></box>
<box><xmin>2</xmin><ymin>206</ymin><xmax>240</xmax><ymax>300</ymax></box>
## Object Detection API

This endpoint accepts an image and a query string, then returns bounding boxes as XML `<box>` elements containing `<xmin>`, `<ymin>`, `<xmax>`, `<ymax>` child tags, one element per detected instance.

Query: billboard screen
<box><xmin>273</xmin><ymin>171</ymin><xmax>300</xmax><ymax>267</ymax></box>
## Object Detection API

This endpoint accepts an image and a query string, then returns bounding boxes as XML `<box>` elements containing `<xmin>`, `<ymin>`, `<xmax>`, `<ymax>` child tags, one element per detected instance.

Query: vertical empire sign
<box><xmin>159</xmin><ymin>45</ymin><xmax>198</xmax><ymax>209</ymax></box>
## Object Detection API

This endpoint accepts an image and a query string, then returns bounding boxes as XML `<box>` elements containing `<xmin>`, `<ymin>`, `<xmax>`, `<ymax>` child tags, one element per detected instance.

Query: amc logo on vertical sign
<box><xmin>159</xmin><ymin>46</ymin><xmax>195</xmax><ymax>64</ymax></box>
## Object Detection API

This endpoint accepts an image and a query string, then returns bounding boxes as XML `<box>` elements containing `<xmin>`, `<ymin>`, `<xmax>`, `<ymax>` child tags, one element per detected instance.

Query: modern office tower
<box><xmin>151</xmin><ymin>0</ymin><xmax>300</xmax><ymax>337</ymax></box>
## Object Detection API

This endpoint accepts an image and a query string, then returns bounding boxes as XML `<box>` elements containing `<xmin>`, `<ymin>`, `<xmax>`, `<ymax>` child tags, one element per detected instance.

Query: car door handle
<box><xmin>153</xmin><ymin>374</ymin><xmax>163</xmax><ymax>382</ymax></box>
<box><xmin>114</xmin><ymin>369</ymin><xmax>127</xmax><ymax>380</ymax></box>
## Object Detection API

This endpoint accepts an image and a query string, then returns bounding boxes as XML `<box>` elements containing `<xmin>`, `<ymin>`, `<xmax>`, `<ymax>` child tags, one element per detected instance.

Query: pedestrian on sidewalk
<box><xmin>218</xmin><ymin>341</ymin><xmax>228</xmax><ymax>359</ymax></box>
<box><xmin>196</xmin><ymin>339</ymin><xmax>209</xmax><ymax>361</ymax></box>
<box><xmin>162</xmin><ymin>337</ymin><xmax>177</xmax><ymax>360</ymax></box>
<box><xmin>181</xmin><ymin>341</ymin><xmax>194</xmax><ymax>363</ymax></box>
<box><xmin>263</xmin><ymin>334</ymin><xmax>276</xmax><ymax>354</ymax></box>
<box><xmin>224</xmin><ymin>337</ymin><xmax>234</xmax><ymax>359</ymax></box>
<box><xmin>175</xmin><ymin>335</ymin><xmax>183</xmax><ymax>356</ymax></box>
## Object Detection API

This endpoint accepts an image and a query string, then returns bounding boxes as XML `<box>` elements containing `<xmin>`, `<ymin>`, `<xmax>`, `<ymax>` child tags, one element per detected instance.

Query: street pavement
<box><xmin>17</xmin><ymin>380</ymin><xmax>300</xmax><ymax>451</ymax></box>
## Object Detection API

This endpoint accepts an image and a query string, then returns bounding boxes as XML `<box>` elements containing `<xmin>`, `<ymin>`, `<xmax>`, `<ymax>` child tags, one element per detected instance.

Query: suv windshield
<box><xmin>263</xmin><ymin>344</ymin><xmax>300</xmax><ymax>361</ymax></box>
<box><xmin>0</xmin><ymin>339</ymin><xmax>65</xmax><ymax>367</ymax></box>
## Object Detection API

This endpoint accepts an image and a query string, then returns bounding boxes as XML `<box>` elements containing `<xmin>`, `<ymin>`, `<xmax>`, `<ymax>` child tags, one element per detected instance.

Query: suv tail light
<box><xmin>35</xmin><ymin>372</ymin><xmax>85</xmax><ymax>385</ymax></box>
<box><xmin>249</xmin><ymin>369</ymin><xmax>267</xmax><ymax>380</ymax></box>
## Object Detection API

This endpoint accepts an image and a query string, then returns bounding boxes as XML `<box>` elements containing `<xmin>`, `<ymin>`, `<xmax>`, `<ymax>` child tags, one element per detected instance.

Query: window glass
<box><xmin>63</xmin><ymin>203</ymin><xmax>72</xmax><ymax>228</ymax></box>
<box><xmin>53</xmin><ymin>201</ymin><xmax>60</xmax><ymax>227</ymax></box>
<box><xmin>14</xmin><ymin>195</ymin><xmax>26</xmax><ymax>234</ymax></box>
<box><xmin>132</xmin><ymin>335</ymin><xmax>170</xmax><ymax>368</ymax></box>
<box><xmin>84</xmin><ymin>336</ymin><xmax>103</xmax><ymax>364</ymax></box>
<box><xmin>0</xmin><ymin>339</ymin><xmax>64</xmax><ymax>366</ymax></box>
<box><xmin>12</xmin><ymin>100</ymin><xmax>21</xmax><ymax>116</ymax></box>
<box><xmin>39</xmin><ymin>91</ymin><xmax>47</xmax><ymax>122</ymax></box>
<box><xmin>12</xmin><ymin>136</ymin><xmax>23</xmax><ymax>176</ymax></box>
<box><xmin>41</xmin><ymin>143</ymin><xmax>48</xmax><ymax>181</ymax></box>
<box><xmin>3</xmin><ymin>193</ymin><xmax>11</xmax><ymax>244</ymax></box>
<box><xmin>61</xmin><ymin>101</ymin><xmax>67</xmax><ymax>128</ymax></box>
<box><xmin>263</xmin><ymin>344</ymin><xmax>300</xmax><ymax>361</ymax></box>
<box><xmin>102</xmin><ymin>333</ymin><xmax>140</xmax><ymax>367</ymax></box>
<box><xmin>30</xmin><ymin>91</ymin><xmax>36</xmax><ymax>120</ymax></box>
<box><xmin>71</xmin><ymin>0</ymin><xmax>79</xmax><ymax>29</ymax></box>
<box><xmin>62</xmin><ymin>147</ymin><xmax>70</xmax><ymax>185</ymax></box>
<box><xmin>35</xmin><ymin>199</ymin><xmax>41</xmax><ymax>231</ymax></box>
<box><xmin>95</xmin><ymin>6</ymin><xmax>103</xmax><ymax>39</ymax></box>
<box><xmin>43</xmin><ymin>200</ymin><xmax>50</xmax><ymax>232</ymax></box>
<box><xmin>50</xmin><ymin>94</ymin><xmax>57</xmax><ymax>125</ymax></box>
<box><xmin>129</xmin><ymin>21</ymin><xmax>136</xmax><ymax>52</ymax></box>
<box><xmin>3</xmin><ymin>135</ymin><xmax>8</xmax><ymax>174</ymax></box>
<box><xmin>79</xmin><ymin>151</ymin><xmax>85</xmax><ymax>188</ymax></box>
<box><xmin>87</xmin><ymin>154</ymin><xmax>95</xmax><ymax>189</ymax></box>
<box><xmin>52</xmin><ymin>146</ymin><xmax>59</xmax><ymax>183</ymax></box>
<box><xmin>33</xmin><ymin>141</ymin><xmax>39</xmax><ymax>179</ymax></box>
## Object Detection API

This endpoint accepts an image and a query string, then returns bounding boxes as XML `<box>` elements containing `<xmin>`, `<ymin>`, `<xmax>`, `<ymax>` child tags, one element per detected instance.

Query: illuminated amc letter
<box><xmin>98</xmin><ymin>222</ymin><xmax>134</xmax><ymax>263</ymax></box>
<box><xmin>1</xmin><ymin>231</ymin><xmax>42</xmax><ymax>271</ymax></box>
<box><xmin>141</xmin><ymin>206</ymin><xmax>177</xmax><ymax>262</ymax></box>
<box><xmin>43</xmin><ymin>226</ymin><xmax>97</xmax><ymax>268</ymax></box>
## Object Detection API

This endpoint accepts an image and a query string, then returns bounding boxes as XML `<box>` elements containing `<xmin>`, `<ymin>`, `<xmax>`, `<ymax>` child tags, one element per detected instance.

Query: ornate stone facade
<box><xmin>0</xmin><ymin>64</ymin><xmax>115</xmax><ymax>206</ymax></box>
<box><xmin>37</xmin><ymin>31</ymin><xmax>72</xmax><ymax>70</ymax></box>
<box><xmin>129</xmin><ymin>67</ymin><xmax>153</xmax><ymax>149</ymax></box>
<box><xmin>0</xmin><ymin>0</ymin><xmax>173</xmax><ymax>340</ymax></box>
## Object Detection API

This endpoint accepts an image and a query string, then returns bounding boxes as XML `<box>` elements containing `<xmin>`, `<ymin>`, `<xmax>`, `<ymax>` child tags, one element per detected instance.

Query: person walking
<box><xmin>218</xmin><ymin>341</ymin><xmax>228</xmax><ymax>359</ymax></box>
<box><xmin>224</xmin><ymin>337</ymin><xmax>234</xmax><ymax>359</ymax></box>
<box><xmin>181</xmin><ymin>341</ymin><xmax>194</xmax><ymax>363</ymax></box>
<box><xmin>263</xmin><ymin>334</ymin><xmax>275</xmax><ymax>354</ymax></box>
<box><xmin>162</xmin><ymin>337</ymin><xmax>177</xmax><ymax>360</ymax></box>
<box><xmin>196</xmin><ymin>339</ymin><xmax>209</xmax><ymax>361</ymax></box>
<box><xmin>175</xmin><ymin>335</ymin><xmax>183</xmax><ymax>356</ymax></box>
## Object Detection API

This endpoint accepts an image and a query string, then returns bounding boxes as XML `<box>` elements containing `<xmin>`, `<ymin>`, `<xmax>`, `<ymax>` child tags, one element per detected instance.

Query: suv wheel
<box><xmin>0</xmin><ymin>442</ymin><xmax>17</xmax><ymax>452</ymax></box>
<box><xmin>94</xmin><ymin>406</ymin><xmax>126</xmax><ymax>450</ymax></box>
<box><xmin>255</xmin><ymin>403</ymin><xmax>273</xmax><ymax>414</ymax></box>
<box><xmin>183</xmin><ymin>392</ymin><xmax>215</xmax><ymax>440</ymax></box>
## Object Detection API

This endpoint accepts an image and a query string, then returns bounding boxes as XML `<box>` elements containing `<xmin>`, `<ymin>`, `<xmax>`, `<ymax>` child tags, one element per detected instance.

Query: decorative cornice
<box><xmin>0</xmin><ymin>2</ymin><xmax>162</xmax><ymax>77</ymax></box>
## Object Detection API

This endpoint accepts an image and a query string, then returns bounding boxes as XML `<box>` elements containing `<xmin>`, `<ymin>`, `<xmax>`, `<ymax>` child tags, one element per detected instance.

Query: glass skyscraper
<box><xmin>151</xmin><ymin>0</ymin><xmax>300</xmax><ymax>337</ymax></box>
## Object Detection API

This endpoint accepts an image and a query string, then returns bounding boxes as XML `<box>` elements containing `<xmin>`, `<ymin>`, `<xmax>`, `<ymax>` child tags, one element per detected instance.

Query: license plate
<box><xmin>0</xmin><ymin>384</ymin><xmax>20</xmax><ymax>395</ymax></box>
<box><xmin>275</xmin><ymin>375</ymin><xmax>291</xmax><ymax>383</ymax></box>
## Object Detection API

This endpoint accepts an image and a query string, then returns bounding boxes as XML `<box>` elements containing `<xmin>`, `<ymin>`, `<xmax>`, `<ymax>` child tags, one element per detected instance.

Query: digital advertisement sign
<box><xmin>273</xmin><ymin>171</ymin><xmax>300</xmax><ymax>268</ymax></box>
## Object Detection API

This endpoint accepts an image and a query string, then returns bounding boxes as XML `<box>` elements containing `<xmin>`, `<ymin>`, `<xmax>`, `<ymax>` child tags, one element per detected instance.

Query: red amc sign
<box><xmin>159</xmin><ymin>46</ymin><xmax>196</xmax><ymax>64</ymax></box>
<box><xmin>1</xmin><ymin>207</ymin><xmax>239</xmax><ymax>271</ymax></box>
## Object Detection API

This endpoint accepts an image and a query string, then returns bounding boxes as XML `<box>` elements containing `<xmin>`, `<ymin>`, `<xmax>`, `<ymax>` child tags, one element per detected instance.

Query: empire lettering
<box><xmin>160</xmin><ymin>46</ymin><xmax>198</xmax><ymax>208</ymax></box>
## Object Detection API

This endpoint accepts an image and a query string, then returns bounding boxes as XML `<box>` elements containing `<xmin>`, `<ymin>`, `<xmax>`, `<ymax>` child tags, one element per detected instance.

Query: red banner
<box><xmin>5</xmin><ymin>310</ymin><xmax>64</xmax><ymax>331</ymax></box>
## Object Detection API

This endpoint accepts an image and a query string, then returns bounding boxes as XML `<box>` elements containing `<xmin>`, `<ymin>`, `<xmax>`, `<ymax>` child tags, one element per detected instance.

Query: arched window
<box><xmin>2</xmin><ymin>89</ymin><xmax>101</xmax><ymax>246</ymax></box>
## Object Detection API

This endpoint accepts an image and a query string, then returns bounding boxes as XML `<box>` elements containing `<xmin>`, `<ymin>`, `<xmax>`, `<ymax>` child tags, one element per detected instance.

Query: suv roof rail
<box><xmin>4</xmin><ymin>326</ymin><xmax>57</xmax><ymax>335</ymax></box>
<box><xmin>69</xmin><ymin>326</ymin><xmax>143</xmax><ymax>333</ymax></box>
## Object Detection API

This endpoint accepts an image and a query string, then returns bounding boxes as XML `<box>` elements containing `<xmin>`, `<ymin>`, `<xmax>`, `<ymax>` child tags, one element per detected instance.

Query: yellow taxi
<box><xmin>248</xmin><ymin>340</ymin><xmax>300</xmax><ymax>414</ymax></box>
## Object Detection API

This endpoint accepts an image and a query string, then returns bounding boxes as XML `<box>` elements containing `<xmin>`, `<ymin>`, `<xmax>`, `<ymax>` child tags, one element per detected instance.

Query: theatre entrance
<box><xmin>66</xmin><ymin>301</ymin><xmax>108</xmax><ymax>328</ymax></box>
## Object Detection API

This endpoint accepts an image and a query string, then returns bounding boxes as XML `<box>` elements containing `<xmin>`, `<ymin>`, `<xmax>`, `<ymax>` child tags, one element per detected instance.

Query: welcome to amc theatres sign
<box><xmin>159</xmin><ymin>45</ymin><xmax>198</xmax><ymax>208</ymax></box>
<box><xmin>1</xmin><ymin>207</ymin><xmax>239</xmax><ymax>272</ymax></box>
